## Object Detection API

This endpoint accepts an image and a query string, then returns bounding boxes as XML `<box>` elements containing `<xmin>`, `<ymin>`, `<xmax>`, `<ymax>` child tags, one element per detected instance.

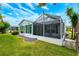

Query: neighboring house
<box><xmin>9</xmin><ymin>25</ymin><xmax>19</xmax><ymax>31</ymax></box>
<box><xmin>19</xmin><ymin>13</ymin><xmax>65</xmax><ymax>45</ymax></box>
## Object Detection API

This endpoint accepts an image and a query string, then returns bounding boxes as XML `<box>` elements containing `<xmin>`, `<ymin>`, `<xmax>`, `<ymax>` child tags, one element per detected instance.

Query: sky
<box><xmin>0</xmin><ymin>3</ymin><xmax>79</xmax><ymax>26</ymax></box>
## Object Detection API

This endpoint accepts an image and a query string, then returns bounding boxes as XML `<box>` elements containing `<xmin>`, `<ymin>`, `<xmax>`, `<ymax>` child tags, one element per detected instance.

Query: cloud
<box><xmin>14</xmin><ymin>8</ymin><xmax>32</xmax><ymax>17</ymax></box>
<box><xmin>2</xmin><ymin>3</ymin><xmax>36</xmax><ymax>18</ymax></box>
<box><xmin>42</xmin><ymin>6</ymin><xmax>49</xmax><ymax>10</ymax></box>
<box><xmin>17</xmin><ymin>3</ymin><xmax>39</xmax><ymax>20</ymax></box>
<box><xmin>2</xmin><ymin>3</ymin><xmax>40</xmax><ymax>25</ymax></box>
<box><xmin>2</xmin><ymin>3</ymin><xmax>13</xmax><ymax>10</ymax></box>
<box><xmin>2</xmin><ymin>3</ymin><xmax>20</xmax><ymax>16</ymax></box>
<box><xmin>18</xmin><ymin>4</ymin><xmax>36</xmax><ymax>15</ymax></box>
<box><xmin>2</xmin><ymin>3</ymin><xmax>38</xmax><ymax>16</ymax></box>
<box><xmin>27</xmin><ymin>3</ymin><xmax>35</xmax><ymax>10</ymax></box>
<box><xmin>28</xmin><ymin>14</ymin><xmax>39</xmax><ymax>21</ymax></box>
<box><xmin>3</xmin><ymin>14</ymin><xmax>19</xmax><ymax>26</ymax></box>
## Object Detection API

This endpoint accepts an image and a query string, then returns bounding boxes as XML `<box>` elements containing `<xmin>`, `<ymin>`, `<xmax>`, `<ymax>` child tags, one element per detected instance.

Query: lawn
<box><xmin>0</xmin><ymin>34</ymin><xmax>77</xmax><ymax>56</ymax></box>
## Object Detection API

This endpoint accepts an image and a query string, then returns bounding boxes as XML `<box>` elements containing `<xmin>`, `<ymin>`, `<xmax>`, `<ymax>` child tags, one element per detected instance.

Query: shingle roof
<box><xmin>18</xmin><ymin>19</ymin><xmax>33</xmax><ymax>25</ymax></box>
<box><xmin>44</xmin><ymin>13</ymin><xmax>61</xmax><ymax>19</ymax></box>
<box><xmin>34</xmin><ymin>13</ymin><xmax>63</xmax><ymax>23</ymax></box>
<box><xmin>19</xmin><ymin>13</ymin><xmax>64</xmax><ymax>25</ymax></box>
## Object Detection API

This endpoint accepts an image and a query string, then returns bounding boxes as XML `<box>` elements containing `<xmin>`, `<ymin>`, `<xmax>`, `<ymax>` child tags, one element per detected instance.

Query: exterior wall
<box><xmin>19</xmin><ymin>33</ymin><xmax>64</xmax><ymax>46</ymax></box>
<box><xmin>19</xmin><ymin>20</ymin><xmax>33</xmax><ymax>34</ymax></box>
<box><xmin>19</xmin><ymin>14</ymin><xmax>65</xmax><ymax>46</ymax></box>
<box><xmin>64</xmin><ymin>39</ymin><xmax>76</xmax><ymax>49</ymax></box>
<box><xmin>37</xmin><ymin>36</ymin><xmax>64</xmax><ymax>46</ymax></box>
<box><xmin>19</xmin><ymin>25</ymin><xmax>25</xmax><ymax>33</ymax></box>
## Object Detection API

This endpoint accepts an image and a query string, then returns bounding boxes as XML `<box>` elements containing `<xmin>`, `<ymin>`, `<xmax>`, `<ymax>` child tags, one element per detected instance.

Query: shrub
<box><xmin>11</xmin><ymin>30</ymin><xmax>19</xmax><ymax>35</ymax></box>
<box><xmin>21</xmin><ymin>31</ymin><xmax>23</xmax><ymax>33</ymax></box>
<box><xmin>0</xmin><ymin>22</ymin><xmax>10</xmax><ymax>33</ymax></box>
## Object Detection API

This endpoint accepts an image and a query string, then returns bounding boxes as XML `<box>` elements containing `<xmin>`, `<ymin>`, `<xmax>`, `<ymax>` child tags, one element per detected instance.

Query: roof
<box><xmin>45</xmin><ymin>13</ymin><xmax>61</xmax><ymax>19</ymax></box>
<box><xmin>19</xmin><ymin>13</ymin><xmax>64</xmax><ymax>25</ymax></box>
<box><xmin>34</xmin><ymin>13</ymin><xmax>63</xmax><ymax>23</ymax></box>
<box><xmin>10</xmin><ymin>25</ymin><xmax>19</xmax><ymax>27</ymax></box>
<box><xmin>18</xmin><ymin>19</ymin><xmax>33</xmax><ymax>25</ymax></box>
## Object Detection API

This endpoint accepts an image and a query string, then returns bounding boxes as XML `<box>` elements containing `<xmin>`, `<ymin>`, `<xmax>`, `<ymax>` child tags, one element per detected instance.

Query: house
<box><xmin>19</xmin><ymin>13</ymin><xmax>65</xmax><ymax>45</ymax></box>
<box><xmin>9</xmin><ymin>25</ymin><xmax>19</xmax><ymax>31</ymax></box>
<box><xmin>19</xmin><ymin>20</ymin><xmax>33</xmax><ymax>34</ymax></box>
<box><xmin>33</xmin><ymin>13</ymin><xmax>65</xmax><ymax>39</ymax></box>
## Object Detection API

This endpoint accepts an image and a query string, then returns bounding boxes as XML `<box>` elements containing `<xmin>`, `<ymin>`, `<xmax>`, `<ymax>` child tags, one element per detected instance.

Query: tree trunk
<box><xmin>71</xmin><ymin>27</ymin><xmax>74</xmax><ymax>39</ymax></box>
<box><xmin>75</xmin><ymin>27</ymin><xmax>79</xmax><ymax>55</ymax></box>
<box><xmin>76</xmin><ymin>33</ymin><xmax>79</xmax><ymax>56</ymax></box>
<box><xmin>74</xmin><ymin>28</ymin><xmax>76</xmax><ymax>40</ymax></box>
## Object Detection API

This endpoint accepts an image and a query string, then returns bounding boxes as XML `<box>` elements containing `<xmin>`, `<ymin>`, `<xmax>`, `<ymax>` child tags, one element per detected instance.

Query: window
<box><xmin>51</xmin><ymin>24</ymin><xmax>58</xmax><ymax>34</ymax></box>
<box><xmin>26</xmin><ymin>25</ymin><xmax>27</xmax><ymax>33</ymax></box>
<box><xmin>27</xmin><ymin>24</ymin><xmax>32</xmax><ymax>34</ymax></box>
<box><xmin>45</xmin><ymin>24</ymin><xmax>58</xmax><ymax>34</ymax></box>
<box><xmin>45</xmin><ymin>24</ymin><xmax>51</xmax><ymax>33</ymax></box>
<box><xmin>20</xmin><ymin>26</ymin><xmax>25</xmax><ymax>33</ymax></box>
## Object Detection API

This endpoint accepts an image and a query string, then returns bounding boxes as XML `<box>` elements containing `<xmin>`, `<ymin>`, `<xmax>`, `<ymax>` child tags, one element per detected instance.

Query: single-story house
<box><xmin>19</xmin><ymin>13</ymin><xmax>65</xmax><ymax>46</ymax></box>
<box><xmin>9</xmin><ymin>25</ymin><xmax>19</xmax><ymax>31</ymax></box>
<box><xmin>19</xmin><ymin>20</ymin><xmax>33</xmax><ymax>34</ymax></box>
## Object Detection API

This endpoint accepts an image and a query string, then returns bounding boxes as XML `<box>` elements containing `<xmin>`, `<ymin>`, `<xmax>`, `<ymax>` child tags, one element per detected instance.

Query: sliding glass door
<box><xmin>26</xmin><ymin>25</ymin><xmax>32</xmax><ymax>34</ymax></box>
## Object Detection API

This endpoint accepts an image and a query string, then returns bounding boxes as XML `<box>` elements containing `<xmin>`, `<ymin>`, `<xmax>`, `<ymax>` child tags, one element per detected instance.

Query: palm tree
<box><xmin>72</xmin><ymin>13</ymin><xmax>79</xmax><ymax>54</ymax></box>
<box><xmin>72</xmin><ymin>12</ymin><xmax>78</xmax><ymax>38</ymax></box>
<box><xmin>66</xmin><ymin>7</ymin><xmax>79</xmax><ymax>55</ymax></box>
<box><xmin>66</xmin><ymin>8</ymin><xmax>76</xmax><ymax>40</ymax></box>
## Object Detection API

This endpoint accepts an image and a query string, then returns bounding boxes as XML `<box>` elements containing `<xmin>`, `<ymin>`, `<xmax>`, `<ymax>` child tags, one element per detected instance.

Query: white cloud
<box><xmin>3</xmin><ymin>14</ymin><xmax>19</xmax><ymax>26</ymax></box>
<box><xmin>2</xmin><ymin>3</ymin><xmax>40</xmax><ymax>25</ymax></box>
<box><xmin>2</xmin><ymin>3</ymin><xmax>13</xmax><ymax>10</ymax></box>
<box><xmin>28</xmin><ymin>14</ymin><xmax>39</xmax><ymax>21</ymax></box>
<box><xmin>27</xmin><ymin>3</ymin><xmax>35</xmax><ymax>10</ymax></box>
<box><xmin>14</xmin><ymin>8</ymin><xmax>32</xmax><ymax>16</ymax></box>
<box><xmin>2</xmin><ymin>3</ymin><xmax>20</xmax><ymax>16</ymax></box>
<box><xmin>18</xmin><ymin>4</ymin><xmax>36</xmax><ymax>15</ymax></box>
<box><xmin>2</xmin><ymin>3</ymin><xmax>35</xmax><ymax>17</ymax></box>
<box><xmin>42</xmin><ymin>6</ymin><xmax>49</xmax><ymax>10</ymax></box>
<box><xmin>7</xmin><ymin>13</ymin><xmax>12</xmax><ymax>15</ymax></box>
<box><xmin>2</xmin><ymin>3</ymin><xmax>38</xmax><ymax>16</ymax></box>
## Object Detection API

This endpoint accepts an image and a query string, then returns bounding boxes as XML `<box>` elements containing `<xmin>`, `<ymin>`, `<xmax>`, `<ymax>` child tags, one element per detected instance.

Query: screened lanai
<box><xmin>33</xmin><ymin>13</ymin><xmax>64</xmax><ymax>39</ymax></box>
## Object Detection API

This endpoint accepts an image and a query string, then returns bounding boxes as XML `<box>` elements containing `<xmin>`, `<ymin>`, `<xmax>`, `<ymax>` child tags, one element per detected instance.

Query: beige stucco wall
<box><xmin>63</xmin><ymin>39</ymin><xmax>76</xmax><ymax>50</ymax></box>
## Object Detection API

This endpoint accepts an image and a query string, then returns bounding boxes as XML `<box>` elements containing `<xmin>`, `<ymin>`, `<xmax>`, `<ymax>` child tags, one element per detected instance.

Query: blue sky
<box><xmin>0</xmin><ymin>3</ymin><xmax>78</xmax><ymax>26</ymax></box>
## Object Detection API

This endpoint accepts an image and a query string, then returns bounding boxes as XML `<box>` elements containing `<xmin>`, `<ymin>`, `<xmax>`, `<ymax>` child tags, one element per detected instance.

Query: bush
<box><xmin>21</xmin><ymin>31</ymin><xmax>23</xmax><ymax>33</ymax></box>
<box><xmin>0</xmin><ymin>22</ymin><xmax>10</xmax><ymax>33</ymax></box>
<box><xmin>11</xmin><ymin>30</ymin><xmax>19</xmax><ymax>35</ymax></box>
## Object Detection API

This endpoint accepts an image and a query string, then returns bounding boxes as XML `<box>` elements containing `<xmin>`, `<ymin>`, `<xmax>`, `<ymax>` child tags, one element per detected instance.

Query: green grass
<box><xmin>0</xmin><ymin>34</ymin><xmax>77</xmax><ymax>56</ymax></box>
